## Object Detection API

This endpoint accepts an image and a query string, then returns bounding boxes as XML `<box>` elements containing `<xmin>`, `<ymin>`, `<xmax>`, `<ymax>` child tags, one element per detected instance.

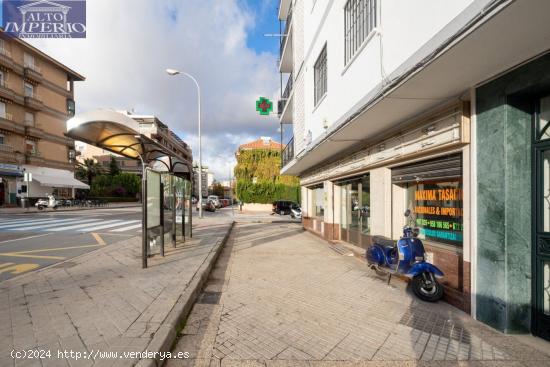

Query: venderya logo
<box><xmin>2</xmin><ymin>0</ymin><xmax>86</xmax><ymax>38</ymax></box>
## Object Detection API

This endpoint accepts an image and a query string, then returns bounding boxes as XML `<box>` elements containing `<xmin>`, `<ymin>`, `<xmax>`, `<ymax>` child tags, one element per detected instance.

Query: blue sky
<box><xmin>20</xmin><ymin>0</ymin><xmax>284</xmax><ymax>181</ymax></box>
<box><xmin>241</xmin><ymin>0</ymin><xmax>280</xmax><ymax>55</ymax></box>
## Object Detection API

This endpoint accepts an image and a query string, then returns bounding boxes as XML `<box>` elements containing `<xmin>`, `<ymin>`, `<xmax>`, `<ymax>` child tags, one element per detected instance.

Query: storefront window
<box><xmin>405</xmin><ymin>180</ymin><xmax>463</xmax><ymax>246</ymax></box>
<box><xmin>339</xmin><ymin>174</ymin><xmax>370</xmax><ymax>247</ymax></box>
<box><xmin>311</xmin><ymin>184</ymin><xmax>324</xmax><ymax>218</ymax></box>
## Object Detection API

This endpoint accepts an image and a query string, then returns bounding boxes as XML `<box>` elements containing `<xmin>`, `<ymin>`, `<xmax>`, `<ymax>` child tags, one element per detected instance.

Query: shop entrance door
<box><xmin>533</xmin><ymin>95</ymin><xmax>550</xmax><ymax>341</ymax></box>
<box><xmin>338</xmin><ymin>175</ymin><xmax>370</xmax><ymax>248</ymax></box>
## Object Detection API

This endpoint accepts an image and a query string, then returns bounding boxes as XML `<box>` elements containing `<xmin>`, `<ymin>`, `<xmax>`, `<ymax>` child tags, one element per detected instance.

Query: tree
<box><xmin>234</xmin><ymin>148</ymin><xmax>300</xmax><ymax>203</ymax></box>
<box><xmin>78</xmin><ymin>158</ymin><xmax>102</xmax><ymax>186</ymax></box>
<box><xmin>211</xmin><ymin>182</ymin><xmax>225</xmax><ymax>198</ymax></box>
<box><xmin>109</xmin><ymin>155</ymin><xmax>121</xmax><ymax>176</ymax></box>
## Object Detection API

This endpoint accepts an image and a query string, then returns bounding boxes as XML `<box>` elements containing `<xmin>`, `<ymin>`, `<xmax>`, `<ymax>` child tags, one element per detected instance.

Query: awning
<box><xmin>33</xmin><ymin>174</ymin><xmax>89</xmax><ymax>189</ymax></box>
<box><xmin>24</xmin><ymin>165</ymin><xmax>90</xmax><ymax>189</ymax></box>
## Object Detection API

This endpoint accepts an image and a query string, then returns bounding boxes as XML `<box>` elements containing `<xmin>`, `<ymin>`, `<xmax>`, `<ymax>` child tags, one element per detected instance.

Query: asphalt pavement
<box><xmin>0</xmin><ymin>207</ymin><xmax>145</xmax><ymax>281</ymax></box>
<box><xmin>0</xmin><ymin>206</ymin><xmax>297</xmax><ymax>281</ymax></box>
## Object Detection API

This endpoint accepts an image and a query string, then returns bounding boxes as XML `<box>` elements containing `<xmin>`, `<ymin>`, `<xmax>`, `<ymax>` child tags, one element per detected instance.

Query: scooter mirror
<box><xmin>404</xmin><ymin>209</ymin><xmax>411</xmax><ymax>217</ymax></box>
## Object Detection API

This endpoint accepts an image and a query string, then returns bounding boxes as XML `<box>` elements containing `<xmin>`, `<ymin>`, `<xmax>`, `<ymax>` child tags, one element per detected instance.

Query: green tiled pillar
<box><xmin>476</xmin><ymin>52</ymin><xmax>550</xmax><ymax>333</ymax></box>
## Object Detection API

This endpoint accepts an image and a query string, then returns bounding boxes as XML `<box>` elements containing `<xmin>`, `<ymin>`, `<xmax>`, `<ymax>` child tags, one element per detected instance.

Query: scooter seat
<box><xmin>373</xmin><ymin>236</ymin><xmax>395</xmax><ymax>248</ymax></box>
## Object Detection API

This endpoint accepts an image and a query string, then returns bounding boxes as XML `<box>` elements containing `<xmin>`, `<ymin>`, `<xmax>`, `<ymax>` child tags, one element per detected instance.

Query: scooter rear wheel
<box><xmin>412</xmin><ymin>273</ymin><xmax>443</xmax><ymax>302</ymax></box>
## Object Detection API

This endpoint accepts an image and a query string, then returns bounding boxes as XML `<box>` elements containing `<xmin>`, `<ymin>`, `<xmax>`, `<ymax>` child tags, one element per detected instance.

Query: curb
<box><xmin>136</xmin><ymin>221</ymin><xmax>235</xmax><ymax>367</ymax></box>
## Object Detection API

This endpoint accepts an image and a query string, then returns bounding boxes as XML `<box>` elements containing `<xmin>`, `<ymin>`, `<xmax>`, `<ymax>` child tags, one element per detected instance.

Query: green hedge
<box><xmin>236</xmin><ymin>180</ymin><xmax>300</xmax><ymax>204</ymax></box>
<box><xmin>90</xmin><ymin>173</ymin><xmax>140</xmax><ymax>198</ymax></box>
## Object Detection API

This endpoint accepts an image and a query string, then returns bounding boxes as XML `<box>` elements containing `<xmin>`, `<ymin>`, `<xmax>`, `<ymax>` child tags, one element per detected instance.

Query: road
<box><xmin>0</xmin><ymin>207</ymin><xmax>144</xmax><ymax>281</ymax></box>
<box><xmin>0</xmin><ymin>206</ymin><xmax>297</xmax><ymax>281</ymax></box>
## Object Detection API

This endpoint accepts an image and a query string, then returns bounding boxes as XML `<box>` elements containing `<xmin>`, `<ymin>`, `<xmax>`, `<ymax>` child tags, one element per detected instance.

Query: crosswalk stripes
<box><xmin>0</xmin><ymin>216</ymin><xmax>142</xmax><ymax>234</ymax></box>
<box><xmin>0</xmin><ymin>218</ymin><xmax>89</xmax><ymax>229</ymax></box>
<box><xmin>11</xmin><ymin>218</ymin><xmax>100</xmax><ymax>231</ymax></box>
<box><xmin>48</xmin><ymin>219</ymin><xmax>124</xmax><ymax>232</ymax></box>
<box><xmin>110</xmin><ymin>223</ymin><xmax>142</xmax><ymax>232</ymax></box>
<box><xmin>77</xmin><ymin>220</ymin><xmax>140</xmax><ymax>232</ymax></box>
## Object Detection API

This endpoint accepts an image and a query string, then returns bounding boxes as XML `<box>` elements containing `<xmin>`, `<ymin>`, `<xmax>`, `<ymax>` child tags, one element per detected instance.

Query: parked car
<box><xmin>208</xmin><ymin>195</ymin><xmax>221</xmax><ymax>208</ymax></box>
<box><xmin>203</xmin><ymin>199</ymin><xmax>216</xmax><ymax>212</ymax></box>
<box><xmin>272</xmin><ymin>200</ymin><xmax>297</xmax><ymax>215</ymax></box>
<box><xmin>290</xmin><ymin>204</ymin><xmax>302</xmax><ymax>219</ymax></box>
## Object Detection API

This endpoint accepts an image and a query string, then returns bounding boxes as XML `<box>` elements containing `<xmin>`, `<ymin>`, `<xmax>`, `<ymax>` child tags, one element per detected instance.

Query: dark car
<box><xmin>272</xmin><ymin>200</ymin><xmax>297</xmax><ymax>215</ymax></box>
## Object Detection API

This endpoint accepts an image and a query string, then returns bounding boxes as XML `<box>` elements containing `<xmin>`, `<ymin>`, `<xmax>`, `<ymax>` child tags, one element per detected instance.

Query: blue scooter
<box><xmin>366</xmin><ymin>209</ymin><xmax>444</xmax><ymax>302</ymax></box>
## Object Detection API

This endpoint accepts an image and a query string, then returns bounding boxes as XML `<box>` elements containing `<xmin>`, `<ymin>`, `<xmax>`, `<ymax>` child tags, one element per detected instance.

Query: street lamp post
<box><xmin>166</xmin><ymin>68</ymin><xmax>203</xmax><ymax>219</ymax></box>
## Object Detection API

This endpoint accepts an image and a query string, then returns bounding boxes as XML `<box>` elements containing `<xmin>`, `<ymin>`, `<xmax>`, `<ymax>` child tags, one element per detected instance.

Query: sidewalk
<box><xmin>168</xmin><ymin>222</ymin><xmax>550</xmax><ymax>367</ymax></box>
<box><xmin>0</xmin><ymin>202</ymin><xmax>141</xmax><ymax>214</ymax></box>
<box><xmin>0</xmin><ymin>217</ymin><xmax>234</xmax><ymax>367</ymax></box>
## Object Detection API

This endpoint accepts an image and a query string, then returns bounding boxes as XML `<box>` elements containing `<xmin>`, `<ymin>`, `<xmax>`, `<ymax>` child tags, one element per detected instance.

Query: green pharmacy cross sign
<box><xmin>256</xmin><ymin>97</ymin><xmax>273</xmax><ymax>116</ymax></box>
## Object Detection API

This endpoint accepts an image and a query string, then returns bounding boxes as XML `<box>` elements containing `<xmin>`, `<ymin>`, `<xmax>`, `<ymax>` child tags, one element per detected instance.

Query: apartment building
<box><xmin>192</xmin><ymin>164</ymin><xmax>210</xmax><ymax>199</ymax></box>
<box><xmin>0</xmin><ymin>32</ymin><xmax>86</xmax><ymax>204</ymax></box>
<box><xmin>278</xmin><ymin>0</ymin><xmax>550</xmax><ymax>341</ymax></box>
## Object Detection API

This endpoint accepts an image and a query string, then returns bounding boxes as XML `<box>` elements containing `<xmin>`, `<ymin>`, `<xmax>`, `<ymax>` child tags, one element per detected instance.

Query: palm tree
<box><xmin>76</xmin><ymin>158</ymin><xmax>102</xmax><ymax>186</ymax></box>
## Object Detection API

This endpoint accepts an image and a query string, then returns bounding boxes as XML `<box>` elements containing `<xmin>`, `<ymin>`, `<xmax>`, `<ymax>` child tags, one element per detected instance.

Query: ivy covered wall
<box><xmin>235</xmin><ymin>149</ymin><xmax>300</xmax><ymax>204</ymax></box>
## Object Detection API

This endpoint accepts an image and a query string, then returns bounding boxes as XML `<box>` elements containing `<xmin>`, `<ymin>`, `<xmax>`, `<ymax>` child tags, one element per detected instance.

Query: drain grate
<box><xmin>399</xmin><ymin>307</ymin><xmax>471</xmax><ymax>344</ymax></box>
<box><xmin>329</xmin><ymin>244</ymin><xmax>352</xmax><ymax>256</ymax></box>
<box><xmin>197</xmin><ymin>291</ymin><xmax>221</xmax><ymax>305</ymax></box>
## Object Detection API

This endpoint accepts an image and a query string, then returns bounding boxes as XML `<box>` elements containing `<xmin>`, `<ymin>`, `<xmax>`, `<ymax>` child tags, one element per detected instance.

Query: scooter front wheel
<box><xmin>412</xmin><ymin>273</ymin><xmax>443</xmax><ymax>302</ymax></box>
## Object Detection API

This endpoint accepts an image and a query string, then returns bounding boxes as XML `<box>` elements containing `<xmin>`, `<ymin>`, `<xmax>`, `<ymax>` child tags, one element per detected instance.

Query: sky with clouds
<box><xmin>26</xmin><ymin>0</ymin><xmax>282</xmax><ymax>181</ymax></box>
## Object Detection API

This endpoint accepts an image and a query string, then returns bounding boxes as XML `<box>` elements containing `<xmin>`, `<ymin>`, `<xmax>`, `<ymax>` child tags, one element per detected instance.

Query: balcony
<box><xmin>24</xmin><ymin>64</ymin><xmax>43</xmax><ymax>83</ymax></box>
<box><xmin>24</xmin><ymin>94</ymin><xmax>44</xmax><ymax>111</ymax></box>
<box><xmin>0</xmin><ymin>112</ymin><xmax>24</xmax><ymax>135</ymax></box>
<box><xmin>278</xmin><ymin>0</ymin><xmax>292</xmax><ymax>21</ymax></box>
<box><xmin>0</xmin><ymin>80</ymin><xmax>21</xmax><ymax>103</ymax></box>
<box><xmin>25</xmin><ymin>126</ymin><xmax>44</xmax><ymax>140</ymax></box>
<box><xmin>279</xmin><ymin>2</ymin><xmax>293</xmax><ymax>73</ymax></box>
<box><xmin>0</xmin><ymin>48</ymin><xmax>14</xmax><ymax>70</ymax></box>
<box><xmin>0</xmin><ymin>144</ymin><xmax>17</xmax><ymax>162</ymax></box>
<box><xmin>278</xmin><ymin>74</ymin><xmax>293</xmax><ymax>124</ymax></box>
<box><xmin>281</xmin><ymin>137</ymin><xmax>294</xmax><ymax>168</ymax></box>
<box><xmin>26</xmin><ymin>150</ymin><xmax>44</xmax><ymax>165</ymax></box>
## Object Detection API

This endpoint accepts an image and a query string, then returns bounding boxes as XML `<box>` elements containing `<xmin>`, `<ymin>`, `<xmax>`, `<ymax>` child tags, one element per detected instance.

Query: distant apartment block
<box><xmin>0</xmin><ymin>31</ymin><xmax>87</xmax><ymax>204</ymax></box>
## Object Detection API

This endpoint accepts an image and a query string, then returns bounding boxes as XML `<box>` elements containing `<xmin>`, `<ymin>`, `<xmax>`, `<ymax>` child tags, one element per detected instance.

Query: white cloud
<box><xmin>28</xmin><ymin>0</ymin><xmax>281</xmax><ymax>181</ymax></box>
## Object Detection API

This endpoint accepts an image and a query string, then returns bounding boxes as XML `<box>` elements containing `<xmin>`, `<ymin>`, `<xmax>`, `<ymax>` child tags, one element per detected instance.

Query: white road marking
<box><xmin>48</xmin><ymin>219</ymin><xmax>123</xmax><ymax>232</ymax></box>
<box><xmin>0</xmin><ymin>218</ymin><xmax>86</xmax><ymax>229</ymax></box>
<box><xmin>78</xmin><ymin>220</ymin><xmax>140</xmax><ymax>232</ymax></box>
<box><xmin>11</xmin><ymin>218</ymin><xmax>100</xmax><ymax>231</ymax></box>
<box><xmin>109</xmin><ymin>223</ymin><xmax>142</xmax><ymax>232</ymax></box>
<box><xmin>0</xmin><ymin>233</ymin><xmax>52</xmax><ymax>245</ymax></box>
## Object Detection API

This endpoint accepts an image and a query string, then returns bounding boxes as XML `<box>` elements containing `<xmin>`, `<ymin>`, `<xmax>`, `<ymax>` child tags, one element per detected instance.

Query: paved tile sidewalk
<box><xmin>168</xmin><ymin>222</ymin><xmax>550</xmax><ymax>367</ymax></box>
<box><xmin>0</xmin><ymin>217</ymin><xmax>233</xmax><ymax>367</ymax></box>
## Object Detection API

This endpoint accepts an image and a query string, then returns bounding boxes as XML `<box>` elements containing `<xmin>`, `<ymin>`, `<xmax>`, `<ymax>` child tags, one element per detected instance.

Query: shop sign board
<box><xmin>411</xmin><ymin>183</ymin><xmax>463</xmax><ymax>245</ymax></box>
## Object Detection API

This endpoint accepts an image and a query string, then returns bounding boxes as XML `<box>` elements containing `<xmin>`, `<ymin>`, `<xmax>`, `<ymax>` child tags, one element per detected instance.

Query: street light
<box><xmin>166</xmin><ymin>68</ymin><xmax>203</xmax><ymax>218</ymax></box>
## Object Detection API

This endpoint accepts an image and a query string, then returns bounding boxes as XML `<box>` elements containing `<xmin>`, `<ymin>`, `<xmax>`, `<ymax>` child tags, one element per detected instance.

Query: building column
<box><xmin>370</xmin><ymin>167</ymin><xmax>392</xmax><ymax>238</ymax></box>
<box><xmin>301</xmin><ymin>186</ymin><xmax>309</xmax><ymax>217</ymax></box>
<box><xmin>323</xmin><ymin>180</ymin><xmax>335</xmax><ymax>240</ymax></box>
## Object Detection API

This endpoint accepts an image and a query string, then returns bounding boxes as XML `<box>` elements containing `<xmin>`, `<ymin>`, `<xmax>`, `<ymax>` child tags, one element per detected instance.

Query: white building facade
<box><xmin>278</xmin><ymin>0</ymin><xmax>550</xmax><ymax>340</ymax></box>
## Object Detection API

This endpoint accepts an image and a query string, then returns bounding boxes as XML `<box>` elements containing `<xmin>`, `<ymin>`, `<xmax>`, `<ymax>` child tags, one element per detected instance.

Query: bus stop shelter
<box><xmin>66</xmin><ymin>110</ymin><xmax>193</xmax><ymax>268</ymax></box>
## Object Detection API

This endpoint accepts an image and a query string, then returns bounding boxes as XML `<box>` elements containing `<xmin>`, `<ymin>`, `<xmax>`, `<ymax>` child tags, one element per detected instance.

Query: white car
<box><xmin>207</xmin><ymin>195</ymin><xmax>221</xmax><ymax>208</ymax></box>
<box><xmin>290</xmin><ymin>204</ymin><xmax>302</xmax><ymax>219</ymax></box>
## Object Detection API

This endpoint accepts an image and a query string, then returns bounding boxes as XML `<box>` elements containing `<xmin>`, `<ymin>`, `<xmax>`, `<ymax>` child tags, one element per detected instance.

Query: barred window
<box><xmin>314</xmin><ymin>45</ymin><xmax>327</xmax><ymax>106</ymax></box>
<box><xmin>344</xmin><ymin>0</ymin><xmax>378</xmax><ymax>65</ymax></box>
